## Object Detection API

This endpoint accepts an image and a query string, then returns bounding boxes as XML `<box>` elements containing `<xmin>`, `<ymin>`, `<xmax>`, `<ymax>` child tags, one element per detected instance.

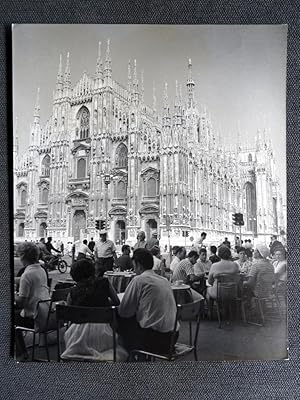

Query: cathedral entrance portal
<box><xmin>72</xmin><ymin>210</ymin><xmax>86</xmax><ymax>241</ymax></box>
<box><xmin>115</xmin><ymin>220</ymin><xmax>126</xmax><ymax>245</ymax></box>
<box><xmin>39</xmin><ymin>222</ymin><xmax>47</xmax><ymax>238</ymax></box>
<box><xmin>146</xmin><ymin>219</ymin><xmax>157</xmax><ymax>240</ymax></box>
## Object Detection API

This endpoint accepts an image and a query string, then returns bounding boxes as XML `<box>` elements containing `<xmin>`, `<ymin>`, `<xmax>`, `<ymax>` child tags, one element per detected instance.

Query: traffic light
<box><xmin>232</xmin><ymin>213</ymin><xmax>244</xmax><ymax>226</ymax></box>
<box><xmin>95</xmin><ymin>219</ymin><xmax>106</xmax><ymax>230</ymax></box>
<box><xmin>100</xmin><ymin>220</ymin><xmax>106</xmax><ymax>230</ymax></box>
<box><xmin>236</xmin><ymin>213</ymin><xmax>244</xmax><ymax>226</ymax></box>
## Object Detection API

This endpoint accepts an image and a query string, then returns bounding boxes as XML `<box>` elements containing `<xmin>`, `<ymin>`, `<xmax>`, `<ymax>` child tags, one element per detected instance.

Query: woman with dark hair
<box><xmin>206</xmin><ymin>245</ymin><xmax>239</xmax><ymax>301</ymax></box>
<box><xmin>61</xmin><ymin>259</ymin><xmax>127</xmax><ymax>361</ymax></box>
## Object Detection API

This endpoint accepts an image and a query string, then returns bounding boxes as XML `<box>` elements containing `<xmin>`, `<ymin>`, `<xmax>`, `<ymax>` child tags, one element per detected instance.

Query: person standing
<box><xmin>145</xmin><ymin>231</ymin><xmax>159</xmax><ymax>251</ymax></box>
<box><xmin>94</xmin><ymin>231</ymin><xmax>117</xmax><ymax>277</ymax></box>
<box><xmin>194</xmin><ymin>232</ymin><xmax>207</xmax><ymax>254</ymax></box>
<box><xmin>133</xmin><ymin>231</ymin><xmax>147</xmax><ymax>251</ymax></box>
<box><xmin>222</xmin><ymin>237</ymin><xmax>231</xmax><ymax>249</ymax></box>
<box><xmin>77</xmin><ymin>239</ymin><xmax>93</xmax><ymax>260</ymax></box>
<box><xmin>88</xmin><ymin>237</ymin><xmax>96</xmax><ymax>253</ymax></box>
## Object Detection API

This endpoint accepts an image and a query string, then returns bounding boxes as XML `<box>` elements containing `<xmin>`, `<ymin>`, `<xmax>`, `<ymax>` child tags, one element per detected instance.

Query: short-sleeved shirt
<box><xmin>248</xmin><ymin>259</ymin><xmax>275</xmax><ymax>297</ymax></box>
<box><xmin>194</xmin><ymin>260</ymin><xmax>212</xmax><ymax>275</ymax></box>
<box><xmin>95</xmin><ymin>239</ymin><xmax>116</xmax><ymax>258</ymax></box>
<box><xmin>170</xmin><ymin>256</ymin><xmax>180</xmax><ymax>272</ymax></box>
<box><xmin>19</xmin><ymin>263</ymin><xmax>50</xmax><ymax>318</ymax></box>
<box><xmin>171</xmin><ymin>259</ymin><xmax>194</xmax><ymax>282</ymax></box>
<box><xmin>234</xmin><ymin>259</ymin><xmax>252</xmax><ymax>275</ymax></box>
<box><xmin>118</xmin><ymin>270</ymin><xmax>177</xmax><ymax>332</ymax></box>
<box><xmin>152</xmin><ymin>256</ymin><xmax>161</xmax><ymax>271</ymax></box>
<box><xmin>78</xmin><ymin>243</ymin><xmax>92</xmax><ymax>256</ymax></box>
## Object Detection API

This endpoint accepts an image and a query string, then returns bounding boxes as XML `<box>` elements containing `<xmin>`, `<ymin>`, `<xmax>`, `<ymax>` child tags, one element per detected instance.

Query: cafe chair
<box><xmin>56</xmin><ymin>304</ymin><xmax>118</xmax><ymax>362</ymax></box>
<box><xmin>15</xmin><ymin>287</ymin><xmax>72</xmax><ymax>362</ymax></box>
<box><xmin>244</xmin><ymin>272</ymin><xmax>282</xmax><ymax>326</ymax></box>
<box><xmin>129</xmin><ymin>298</ymin><xmax>203</xmax><ymax>362</ymax></box>
<box><xmin>214</xmin><ymin>274</ymin><xmax>239</xmax><ymax>328</ymax></box>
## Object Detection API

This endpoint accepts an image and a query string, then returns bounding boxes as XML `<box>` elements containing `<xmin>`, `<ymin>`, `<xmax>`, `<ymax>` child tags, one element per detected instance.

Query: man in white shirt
<box><xmin>170</xmin><ymin>246</ymin><xmax>186</xmax><ymax>272</ymax></box>
<box><xmin>118</xmin><ymin>248</ymin><xmax>178</xmax><ymax>354</ymax></box>
<box><xmin>94</xmin><ymin>230</ymin><xmax>117</xmax><ymax>276</ymax></box>
<box><xmin>77</xmin><ymin>239</ymin><xmax>93</xmax><ymax>260</ymax></box>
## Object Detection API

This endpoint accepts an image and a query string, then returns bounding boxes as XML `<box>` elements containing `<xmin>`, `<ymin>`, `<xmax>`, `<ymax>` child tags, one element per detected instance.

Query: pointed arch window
<box><xmin>77</xmin><ymin>158</ymin><xmax>86</xmax><ymax>179</ymax></box>
<box><xmin>116</xmin><ymin>181</ymin><xmax>126</xmax><ymax>198</ymax></box>
<box><xmin>115</xmin><ymin>143</ymin><xmax>128</xmax><ymax>168</ymax></box>
<box><xmin>147</xmin><ymin>177</ymin><xmax>156</xmax><ymax>197</ymax></box>
<box><xmin>18</xmin><ymin>223</ymin><xmax>25</xmax><ymax>237</ymax></box>
<box><xmin>77</xmin><ymin>107</ymin><xmax>90</xmax><ymax>139</ymax></box>
<box><xmin>248</xmin><ymin>153</ymin><xmax>253</xmax><ymax>162</ymax></box>
<box><xmin>41</xmin><ymin>188</ymin><xmax>49</xmax><ymax>204</ymax></box>
<box><xmin>20</xmin><ymin>189</ymin><xmax>27</xmax><ymax>207</ymax></box>
<box><xmin>41</xmin><ymin>154</ymin><xmax>50</xmax><ymax>177</ymax></box>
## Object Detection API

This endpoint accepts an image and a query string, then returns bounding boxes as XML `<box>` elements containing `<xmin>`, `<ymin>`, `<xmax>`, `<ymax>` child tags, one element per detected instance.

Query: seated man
<box><xmin>15</xmin><ymin>242</ymin><xmax>50</xmax><ymax>359</ymax></box>
<box><xmin>118</xmin><ymin>248</ymin><xmax>178</xmax><ymax>354</ymax></box>
<box><xmin>171</xmin><ymin>250</ymin><xmax>200</xmax><ymax>285</ymax></box>
<box><xmin>170</xmin><ymin>246</ymin><xmax>186</xmax><ymax>272</ymax></box>
<box><xmin>209</xmin><ymin>245</ymin><xmax>220</xmax><ymax>264</ymax></box>
<box><xmin>193</xmin><ymin>248</ymin><xmax>212</xmax><ymax>295</ymax></box>
<box><xmin>234</xmin><ymin>247</ymin><xmax>252</xmax><ymax>275</ymax></box>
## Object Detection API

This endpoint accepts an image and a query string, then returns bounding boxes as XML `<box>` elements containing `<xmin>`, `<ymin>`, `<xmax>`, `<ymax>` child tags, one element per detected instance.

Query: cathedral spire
<box><xmin>63</xmin><ymin>52</ymin><xmax>71</xmax><ymax>95</ymax></box>
<box><xmin>140</xmin><ymin>70</ymin><xmax>144</xmax><ymax>103</ymax></box>
<box><xmin>96</xmin><ymin>41</ymin><xmax>103</xmax><ymax>78</ymax></box>
<box><xmin>13</xmin><ymin>117</ymin><xmax>19</xmax><ymax>155</ymax></box>
<box><xmin>163</xmin><ymin>82</ymin><xmax>170</xmax><ymax>127</ymax></box>
<box><xmin>104</xmin><ymin>39</ymin><xmax>112</xmax><ymax>80</ymax></box>
<box><xmin>152</xmin><ymin>81</ymin><xmax>157</xmax><ymax>112</ymax></box>
<box><xmin>187</xmin><ymin>58</ymin><xmax>195</xmax><ymax>108</ymax></box>
<box><xmin>128</xmin><ymin>60</ymin><xmax>132</xmax><ymax>93</ymax></box>
<box><xmin>55</xmin><ymin>54</ymin><xmax>63</xmax><ymax>99</ymax></box>
<box><xmin>33</xmin><ymin>87</ymin><xmax>40</xmax><ymax>123</ymax></box>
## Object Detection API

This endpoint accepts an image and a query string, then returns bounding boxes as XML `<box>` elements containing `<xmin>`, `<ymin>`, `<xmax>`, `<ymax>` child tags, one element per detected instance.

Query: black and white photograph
<box><xmin>13</xmin><ymin>24</ymin><xmax>287</xmax><ymax>362</ymax></box>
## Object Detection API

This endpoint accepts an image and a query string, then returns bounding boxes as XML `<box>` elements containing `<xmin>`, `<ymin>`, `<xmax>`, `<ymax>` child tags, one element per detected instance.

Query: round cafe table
<box><xmin>171</xmin><ymin>283</ymin><xmax>193</xmax><ymax>305</ymax></box>
<box><xmin>104</xmin><ymin>271</ymin><xmax>136</xmax><ymax>293</ymax></box>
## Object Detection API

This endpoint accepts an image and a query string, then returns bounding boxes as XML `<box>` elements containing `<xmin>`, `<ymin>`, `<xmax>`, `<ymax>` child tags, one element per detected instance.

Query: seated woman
<box><xmin>272</xmin><ymin>248</ymin><xmax>287</xmax><ymax>291</ymax></box>
<box><xmin>61</xmin><ymin>259</ymin><xmax>128</xmax><ymax>361</ymax></box>
<box><xmin>206</xmin><ymin>245</ymin><xmax>239</xmax><ymax>301</ymax></box>
<box><xmin>244</xmin><ymin>244</ymin><xmax>275</xmax><ymax>299</ymax></box>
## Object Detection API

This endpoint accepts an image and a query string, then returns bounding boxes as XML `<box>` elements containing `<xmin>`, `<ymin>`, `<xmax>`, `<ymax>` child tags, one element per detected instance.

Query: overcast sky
<box><xmin>13</xmin><ymin>24</ymin><xmax>287</xmax><ymax>201</ymax></box>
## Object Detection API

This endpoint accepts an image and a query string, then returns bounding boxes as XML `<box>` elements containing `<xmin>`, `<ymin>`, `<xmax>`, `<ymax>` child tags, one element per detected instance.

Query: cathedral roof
<box><xmin>72</xmin><ymin>72</ymin><xmax>93</xmax><ymax>101</ymax></box>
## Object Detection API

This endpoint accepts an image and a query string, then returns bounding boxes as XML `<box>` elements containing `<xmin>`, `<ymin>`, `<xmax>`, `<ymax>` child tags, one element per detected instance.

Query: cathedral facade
<box><xmin>13</xmin><ymin>40</ymin><xmax>285</xmax><ymax>246</ymax></box>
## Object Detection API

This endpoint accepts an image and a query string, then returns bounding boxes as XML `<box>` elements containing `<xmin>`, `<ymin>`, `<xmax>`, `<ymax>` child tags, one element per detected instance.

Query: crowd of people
<box><xmin>14</xmin><ymin>229</ymin><xmax>287</xmax><ymax>361</ymax></box>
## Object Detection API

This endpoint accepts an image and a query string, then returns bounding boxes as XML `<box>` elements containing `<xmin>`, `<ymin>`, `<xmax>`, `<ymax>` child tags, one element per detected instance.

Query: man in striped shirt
<box><xmin>171</xmin><ymin>250</ymin><xmax>200</xmax><ymax>285</ymax></box>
